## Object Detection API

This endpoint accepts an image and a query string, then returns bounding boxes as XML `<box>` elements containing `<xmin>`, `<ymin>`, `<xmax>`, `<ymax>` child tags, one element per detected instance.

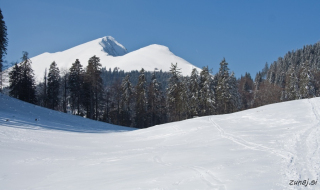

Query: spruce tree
<box><xmin>216</xmin><ymin>58</ymin><xmax>230</xmax><ymax>114</ymax></box>
<box><xmin>60</xmin><ymin>69</ymin><xmax>69</xmax><ymax>113</ymax></box>
<box><xmin>284</xmin><ymin>65</ymin><xmax>299</xmax><ymax>100</ymax></box>
<box><xmin>120</xmin><ymin>74</ymin><xmax>133</xmax><ymax>126</ymax></box>
<box><xmin>47</xmin><ymin>61</ymin><xmax>60</xmax><ymax>110</ymax></box>
<box><xmin>0</xmin><ymin>8</ymin><xmax>8</xmax><ymax>79</ymax></box>
<box><xmin>135</xmin><ymin>68</ymin><xmax>147</xmax><ymax>128</ymax></box>
<box><xmin>9</xmin><ymin>63</ymin><xmax>21</xmax><ymax>98</ymax></box>
<box><xmin>299</xmin><ymin>62</ymin><xmax>315</xmax><ymax>99</ymax></box>
<box><xmin>84</xmin><ymin>55</ymin><xmax>103</xmax><ymax>120</ymax></box>
<box><xmin>147</xmin><ymin>72</ymin><xmax>163</xmax><ymax>126</ymax></box>
<box><xmin>254</xmin><ymin>72</ymin><xmax>262</xmax><ymax>90</ymax></box>
<box><xmin>68</xmin><ymin>59</ymin><xmax>84</xmax><ymax>114</ymax></box>
<box><xmin>167</xmin><ymin>63</ymin><xmax>185</xmax><ymax>121</ymax></box>
<box><xmin>199</xmin><ymin>66</ymin><xmax>215</xmax><ymax>116</ymax></box>
<box><xmin>188</xmin><ymin>68</ymin><xmax>200</xmax><ymax>117</ymax></box>
<box><xmin>19</xmin><ymin>52</ymin><xmax>36</xmax><ymax>103</ymax></box>
<box><xmin>228</xmin><ymin>72</ymin><xmax>242</xmax><ymax>112</ymax></box>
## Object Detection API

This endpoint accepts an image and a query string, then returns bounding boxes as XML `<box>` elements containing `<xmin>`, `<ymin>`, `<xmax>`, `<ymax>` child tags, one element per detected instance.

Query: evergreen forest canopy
<box><xmin>5</xmin><ymin>40</ymin><xmax>320</xmax><ymax>128</ymax></box>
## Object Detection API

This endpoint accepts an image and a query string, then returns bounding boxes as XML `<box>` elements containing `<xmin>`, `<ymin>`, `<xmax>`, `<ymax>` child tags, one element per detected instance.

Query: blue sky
<box><xmin>1</xmin><ymin>0</ymin><xmax>320</xmax><ymax>77</ymax></box>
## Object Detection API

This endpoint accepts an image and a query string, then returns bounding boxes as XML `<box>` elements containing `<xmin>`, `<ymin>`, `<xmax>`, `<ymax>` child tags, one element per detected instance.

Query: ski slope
<box><xmin>1</xmin><ymin>94</ymin><xmax>320</xmax><ymax>189</ymax></box>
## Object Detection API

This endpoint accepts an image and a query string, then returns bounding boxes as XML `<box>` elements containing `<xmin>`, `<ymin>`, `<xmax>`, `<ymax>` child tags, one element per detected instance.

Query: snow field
<box><xmin>0</xmin><ymin>94</ymin><xmax>320</xmax><ymax>189</ymax></box>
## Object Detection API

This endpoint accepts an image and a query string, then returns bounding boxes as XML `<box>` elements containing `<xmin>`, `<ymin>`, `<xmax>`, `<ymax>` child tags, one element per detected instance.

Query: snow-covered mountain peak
<box><xmin>99</xmin><ymin>36</ymin><xmax>127</xmax><ymax>56</ymax></box>
<box><xmin>2</xmin><ymin>36</ymin><xmax>201</xmax><ymax>85</ymax></box>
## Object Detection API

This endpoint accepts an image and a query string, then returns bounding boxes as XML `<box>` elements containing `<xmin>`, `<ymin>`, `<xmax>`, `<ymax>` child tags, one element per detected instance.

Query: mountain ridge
<box><xmin>5</xmin><ymin>36</ymin><xmax>201</xmax><ymax>83</ymax></box>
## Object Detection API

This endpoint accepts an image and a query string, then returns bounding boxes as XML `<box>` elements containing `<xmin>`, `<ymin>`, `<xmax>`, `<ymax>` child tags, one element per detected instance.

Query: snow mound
<box><xmin>2</xmin><ymin>94</ymin><xmax>319</xmax><ymax>189</ymax></box>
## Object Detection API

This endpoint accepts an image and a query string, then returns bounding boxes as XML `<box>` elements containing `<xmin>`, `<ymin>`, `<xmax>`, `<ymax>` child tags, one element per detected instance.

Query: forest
<box><xmin>5</xmin><ymin>41</ymin><xmax>320</xmax><ymax>128</ymax></box>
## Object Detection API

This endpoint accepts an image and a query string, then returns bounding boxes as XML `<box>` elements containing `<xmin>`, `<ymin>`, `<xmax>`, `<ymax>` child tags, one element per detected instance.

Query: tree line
<box><xmin>237</xmin><ymin>41</ymin><xmax>320</xmax><ymax>109</ymax></box>
<box><xmin>7</xmin><ymin>53</ymin><xmax>243</xmax><ymax>128</ymax></box>
<box><xmin>5</xmin><ymin>42</ymin><xmax>320</xmax><ymax>129</ymax></box>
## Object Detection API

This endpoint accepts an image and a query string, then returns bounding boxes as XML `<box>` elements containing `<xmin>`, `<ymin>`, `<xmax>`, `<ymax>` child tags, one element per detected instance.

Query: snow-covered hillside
<box><xmin>6</xmin><ymin>36</ymin><xmax>200</xmax><ymax>83</ymax></box>
<box><xmin>1</xmin><ymin>94</ymin><xmax>320</xmax><ymax>189</ymax></box>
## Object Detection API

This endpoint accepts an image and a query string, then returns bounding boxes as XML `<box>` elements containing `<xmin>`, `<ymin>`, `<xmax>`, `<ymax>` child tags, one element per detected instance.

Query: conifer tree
<box><xmin>239</xmin><ymin>72</ymin><xmax>254</xmax><ymax>109</ymax></box>
<box><xmin>167</xmin><ymin>63</ymin><xmax>185</xmax><ymax>121</ymax></box>
<box><xmin>216</xmin><ymin>58</ymin><xmax>230</xmax><ymax>114</ymax></box>
<box><xmin>68</xmin><ymin>59</ymin><xmax>84</xmax><ymax>114</ymax></box>
<box><xmin>120</xmin><ymin>74</ymin><xmax>133</xmax><ymax>126</ymax></box>
<box><xmin>84</xmin><ymin>55</ymin><xmax>103</xmax><ymax>120</ymax></box>
<box><xmin>43</xmin><ymin>69</ymin><xmax>47</xmax><ymax>106</ymax></box>
<box><xmin>228</xmin><ymin>72</ymin><xmax>242</xmax><ymax>112</ymax></box>
<box><xmin>284</xmin><ymin>65</ymin><xmax>299</xmax><ymax>100</ymax></box>
<box><xmin>188</xmin><ymin>68</ymin><xmax>200</xmax><ymax>117</ymax></box>
<box><xmin>108</xmin><ymin>79</ymin><xmax>122</xmax><ymax>124</ymax></box>
<box><xmin>9</xmin><ymin>63</ymin><xmax>20</xmax><ymax>98</ymax></box>
<box><xmin>36</xmin><ymin>69</ymin><xmax>48</xmax><ymax>107</ymax></box>
<box><xmin>254</xmin><ymin>72</ymin><xmax>262</xmax><ymax>90</ymax></box>
<box><xmin>60</xmin><ymin>69</ymin><xmax>69</xmax><ymax>113</ymax></box>
<box><xmin>135</xmin><ymin>68</ymin><xmax>147</xmax><ymax>128</ymax></box>
<box><xmin>147</xmin><ymin>72</ymin><xmax>163</xmax><ymax>126</ymax></box>
<box><xmin>299</xmin><ymin>62</ymin><xmax>315</xmax><ymax>99</ymax></box>
<box><xmin>18</xmin><ymin>52</ymin><xmax>36</xmax><ymax>103</ymax></box>
<box><xmin>199</xmin><ymin>66</ymin><xmax>215</xmax><ymax>116</ymax></box>
<box><xmin>47</xmin><ymin>61</ymin><xmax>60</xmax><ymax>110</ymax></box>
<box><xmin>0</xmin><ymin>8</ymin><xmax>8</xmax><ymax>81</ymax></box>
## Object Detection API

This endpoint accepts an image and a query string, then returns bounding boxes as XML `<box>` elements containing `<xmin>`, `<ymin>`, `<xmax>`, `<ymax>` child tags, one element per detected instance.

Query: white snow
<box><xmin>4</xmin><ymin>36</ymin><xmax>200</xmax><ymax>84</ymax></box>
<box><xmin>1</xmin><ymin>94</ymin><xmax>320</xmax><ymax>189</ymax></box>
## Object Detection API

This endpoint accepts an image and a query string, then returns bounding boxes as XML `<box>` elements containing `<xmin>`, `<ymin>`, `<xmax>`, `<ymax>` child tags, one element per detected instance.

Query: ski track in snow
<box><xmin>209</xmin><ymin>105</ymin><xmax>320</xmax><ymax>190</ymax></box>
<box><xmin>283</xmin><ymin>99</ymin><xmax>320</xmax><ymax>190</ymax></box>
<box><xmin>209</xmin><ymin>117</ymin><xmax>293</xmax><ymax>159</ymax></box>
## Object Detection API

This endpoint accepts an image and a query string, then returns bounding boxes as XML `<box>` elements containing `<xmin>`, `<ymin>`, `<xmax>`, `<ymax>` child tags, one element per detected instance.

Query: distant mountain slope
<box><xmin>1</xmin><ymin>93</ymin><xmax>320</xmax><ymax>189</ymax></box>
<box><xmin>17</xmin><ymin>36</ymin><xmax>200</xmax><ymax>82</ymax></box>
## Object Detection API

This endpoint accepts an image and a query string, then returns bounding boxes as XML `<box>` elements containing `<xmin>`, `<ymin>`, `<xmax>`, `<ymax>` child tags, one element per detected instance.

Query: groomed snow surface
<box><xmin>1</xmin><ymin>94</ymin><xmax>320</xmax><ymax>190</ymax></box>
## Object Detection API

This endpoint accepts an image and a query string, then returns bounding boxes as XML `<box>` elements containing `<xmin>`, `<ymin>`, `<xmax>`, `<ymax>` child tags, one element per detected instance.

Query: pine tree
<box><xmin>135</xmin><ymin>68</ymin><xmax>147</xmax><ymax>128</ymax></box>
<box><xmin>68</xmin><ymin>59</ymin><xmax>84</xmax><ymax>114</ymax></box>
<box><xmin>0</xmin><ymin>8</ymin><xmax>8</xmax><ymax>85</ymax></box>
<box><xmin>47</xmin><ymin>61</ymin><xmax>60</xmax><ymax>110</ymax></box>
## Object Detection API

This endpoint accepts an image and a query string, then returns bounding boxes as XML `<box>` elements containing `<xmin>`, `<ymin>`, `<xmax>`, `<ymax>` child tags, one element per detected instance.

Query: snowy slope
<box><xmin>6</xmin><ymin>36</ymin><xmax>200</xmax><ymax>83</ymax></box>
<box><xmin>1</xmin><ymin>95</ymin><xmax>320</xmax><ymax>189</ymax></box>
